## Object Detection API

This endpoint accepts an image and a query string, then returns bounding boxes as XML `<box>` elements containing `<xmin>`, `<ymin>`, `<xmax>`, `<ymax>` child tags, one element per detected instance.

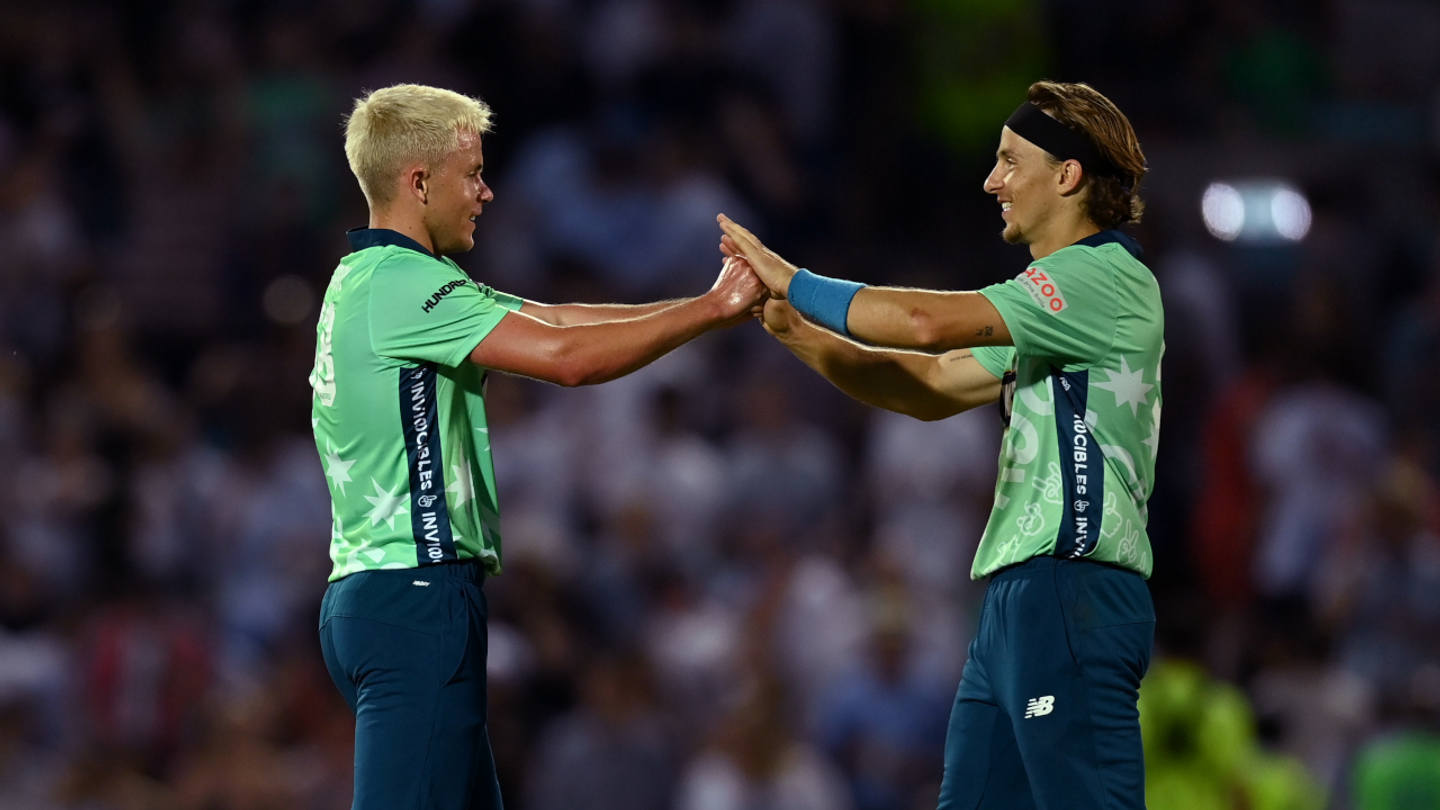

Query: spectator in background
<box><xmin>79</xmin><ymin>585</ymin><xmax>210</xmax><ymax>776</ymax></box>
<box><xmin>524</xmin><ymin>654</ymin><xmax>676</xmax><ymax>810</ymax></box>
<box><xmin>817</xmin><ymin>608</ymin><xmax>951</xmax><ymax>810</ymax></box>
<box><xmin>1317</xmin><ymin>457</ymin><xmax>1440</xmax><ymax>715</ymax></box>
<box><xmin>0</xmin><ymin>699</ymin><xmax>64</xmax><ymax>810</ymax></box>
<box><xmin>1249</xmin><ymin>364</ymin><xmax>1387</xmax><ymax>609</ymax></box>
<box><xmin>677</xmin><ymin>673</ymin><xmax>853</xmax><ymax>810</ymax></box>
<box><xmin>0</xmin><ymin>0</ymin><xmax>1434</xmax><ymax>805</ymax></box>
<box><xmin>865</xmin><ymin>405</ymin><xmax>997</xmax><ymax>598</ymax></box>
<box><xmin>493</xmin><ymin>117</ymin><xmax>756</xmax><ymax>298</ymax></box>
<box><xmin>170</xmin><ymin>694</ymin><xmax>299</xmax><ymax>810</ymax></box>
<box><xmin>725</xmin><ymin>366</ymin><xmax>844</xmax><ymax>536</ymax></box>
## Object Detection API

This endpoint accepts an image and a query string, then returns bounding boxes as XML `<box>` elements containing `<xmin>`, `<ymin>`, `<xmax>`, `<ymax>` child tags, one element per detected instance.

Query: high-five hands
<box><xmin>708</xmin><ymin>255</ymin><xmax>769</xmax><ymax>328</ymax></box>
<box><xmin>718</xmin><ymin>213</ymin><xmax>800</xmax><ymax>300</ymax></box>
<box><xmin>760</xmin><ymin>297</ymin><xmax>797</xmax><ymax>336</ymax></box>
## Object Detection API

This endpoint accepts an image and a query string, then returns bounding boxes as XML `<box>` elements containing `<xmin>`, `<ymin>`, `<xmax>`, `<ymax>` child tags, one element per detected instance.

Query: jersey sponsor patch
<box><xmin>1017</xmin><ymin>266</ymin><xmax>1067</xmax><ymax>313</ymax></box>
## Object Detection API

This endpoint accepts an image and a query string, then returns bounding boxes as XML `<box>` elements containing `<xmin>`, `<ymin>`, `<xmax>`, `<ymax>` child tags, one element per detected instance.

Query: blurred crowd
<box><xmin>0</xmin><ymin>0</ymin><xmax>1438</xmax><ymax>808</ymax></box>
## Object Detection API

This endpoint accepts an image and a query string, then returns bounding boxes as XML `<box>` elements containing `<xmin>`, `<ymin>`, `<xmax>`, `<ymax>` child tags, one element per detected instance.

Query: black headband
<box><xmin>1004</xmin><ymin>102</ymin><xmax>1124</xmax><ymax>180</ymax></box>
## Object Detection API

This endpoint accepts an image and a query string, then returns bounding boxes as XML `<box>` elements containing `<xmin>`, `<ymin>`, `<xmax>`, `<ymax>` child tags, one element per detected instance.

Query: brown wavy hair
<box><xmin>1027</xmin><ymin>80</ymin><xmax>1146</xmax><ymax>229</ymax></box>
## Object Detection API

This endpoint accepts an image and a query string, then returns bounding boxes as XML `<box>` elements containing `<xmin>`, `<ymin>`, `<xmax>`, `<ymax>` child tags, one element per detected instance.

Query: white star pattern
<box><xmin>363</xmin><ymin>478</ymin><xmax>409</xmax><ymax>531</ymax></box>
<box><xmin>1092</xmin><ymin>356</ymin><xmax>1153</xmax><ymax>418</ymax></box>
<box><xmin>324</xmin><ymin>442</ymin><xmax>356</xmax><ymax>496</ymax></box>
<box><xmin>479</xmin><ymin>502</ymin><xmax>501</xmax><ymax>546</ymax></box>
<box><xmin>447</xmin><ymin>451</ymin><xmax>475</xmax><ymax>510</ymax></box>
<box><xmin>1143</xmin><ymin>401</ymin><xmax>1162</xmax><ymax>459</ymax></box>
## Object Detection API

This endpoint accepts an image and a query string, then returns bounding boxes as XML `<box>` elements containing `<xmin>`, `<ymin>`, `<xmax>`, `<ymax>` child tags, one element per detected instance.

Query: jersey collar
<box><xmin>1073</xmin><ymin>229</ymin><xmax>1144</xmax><ymax>261</ymax></box>
<box><xmin>346</xmin><ymin>227</ymin><xmax>437</xmax><ymax>258</ymax></box>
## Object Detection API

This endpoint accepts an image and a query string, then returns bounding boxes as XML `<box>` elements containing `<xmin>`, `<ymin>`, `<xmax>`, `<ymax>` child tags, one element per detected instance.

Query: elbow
<box><xmin>907</xmin><ymin>404</ymin><xmax>959</xmax><ymax>422</ymax></box>
<box><xmin>529</xmin><ymin>340</ymin><xmax>593</xmax><ymax>387</ymax></box>
<box><xmin>551</xmin><ymin>351</ymin><xmax>615</xmax><ymax>387</ymax></box>
<box><xmin>898</xmin><ymin>396</ymin><xmax>970</xmax><ymax>422</ymax></box>
<box><xmin>551</xmin><ymin>358</ymin><xmax>595</xmax><ymax>388</ymax></box>
<box><xmin>535</xmin><ymin>332</ymin><xmax>617</xmax><ymax>387</ymax></box>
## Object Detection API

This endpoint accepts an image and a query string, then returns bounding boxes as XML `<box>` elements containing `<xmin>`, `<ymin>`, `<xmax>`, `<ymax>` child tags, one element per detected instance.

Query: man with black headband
<box><xmin>719</xmin><ymin>79</ymin><xmax>1158</xmax><ymax>810</ymax></box>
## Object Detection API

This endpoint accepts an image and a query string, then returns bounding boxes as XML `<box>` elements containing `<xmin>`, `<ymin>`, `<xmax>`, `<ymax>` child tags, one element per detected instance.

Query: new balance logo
<box><xmin>1024</xmin><ymin>696</ymin><xmax>1055</xmax><ymax>718</ymax></box>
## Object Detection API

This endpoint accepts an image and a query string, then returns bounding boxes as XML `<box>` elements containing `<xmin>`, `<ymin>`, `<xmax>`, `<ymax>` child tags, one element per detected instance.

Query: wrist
<box><xmin>698</xmin><ymin>291</ymin><xmax>730</xmax><ymax>326</ymax></box>
<box><xmin>777</xmin><ymin>266</ymin><xmax>796</xmax><ymax>299</ymax></box>
<box><xmin>788</xmin><ymin>269</ymin><xmax>865</xmax><ymax>337</ymax></box>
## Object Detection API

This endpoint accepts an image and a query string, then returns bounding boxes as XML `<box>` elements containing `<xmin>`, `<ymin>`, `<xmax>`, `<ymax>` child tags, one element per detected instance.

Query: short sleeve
<box><xmin>369</xmin><ymin>255</ymin><xmax>513</xmax><ymax>367</ymax></box>
<box><xmin>478</xmin><ymin>284</ymin><xmax>524</xmax><ymax>313</ymax></box>
<box><xmin>971</xmin><ymin>345</ymin><xmax>1015</xmax><ymax>379</ymax></box>
<box><xmin>979</xmin><ymin>252</ymin><xmax>1118</xmax><ymax>367</ymax></box>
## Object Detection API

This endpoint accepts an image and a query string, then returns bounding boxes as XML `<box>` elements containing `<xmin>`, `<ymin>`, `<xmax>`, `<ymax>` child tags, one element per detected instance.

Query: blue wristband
<box><xmin>788</xmin><ymin>268</ymin><xmax>865</xmax><ymax>337</ymax></box>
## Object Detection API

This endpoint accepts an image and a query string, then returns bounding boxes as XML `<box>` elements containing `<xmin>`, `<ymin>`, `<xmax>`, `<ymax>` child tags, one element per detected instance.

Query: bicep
<box><xmin>848</xmin><ymin>288</ymin><xmax>1013</xmax><ymax>352</ymax></box>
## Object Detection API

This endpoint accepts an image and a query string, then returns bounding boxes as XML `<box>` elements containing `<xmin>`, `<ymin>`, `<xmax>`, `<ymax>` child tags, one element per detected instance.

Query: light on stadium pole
<box><xmin>1201</xmin><ymin>180</ymin><xmax>1311</xmax><ymax>244</ymax></box>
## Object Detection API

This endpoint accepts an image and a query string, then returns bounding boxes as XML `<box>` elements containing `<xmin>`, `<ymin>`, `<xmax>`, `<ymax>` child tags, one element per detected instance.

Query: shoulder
<box><xmin>367</xmin><ymin>250</ymin><xmax>473</xmax><ymax>297</ymax></box>
<box><xmin>1037</xmin><ymin>242</ymin><xmax>1131</xmax><ymax>275</ymax></box>
<box><xmin>1039</xmin><ymin>242</ymin><xmax>1157</xmax><ymax>299</ymax></box>
<box><xmin>366</xmin><ymin>247</ymin><xmax>455</xmax><ymax>278</ymax></box>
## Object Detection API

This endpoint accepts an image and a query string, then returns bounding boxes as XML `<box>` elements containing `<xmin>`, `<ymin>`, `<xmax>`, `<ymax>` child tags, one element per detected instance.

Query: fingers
<box><xmin>717</xmin><ymin>213</ymin><xmax>764</xmax><ymax>253</ymax></box>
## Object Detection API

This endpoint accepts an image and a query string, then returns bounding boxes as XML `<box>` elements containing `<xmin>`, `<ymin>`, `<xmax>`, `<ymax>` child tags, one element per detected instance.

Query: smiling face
<box><xmin>420</xmin><ymin>130</ymin><xmax>493</xmax><ymax>255</ymax></box>
<box><xmin>983</xmin><ymin>126</ymin><xmax>1070</xmax><ymax>247</ymax></box>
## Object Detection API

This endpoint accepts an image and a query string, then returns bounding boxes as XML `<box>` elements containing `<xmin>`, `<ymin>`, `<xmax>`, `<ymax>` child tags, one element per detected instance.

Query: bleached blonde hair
<box><xmin>343</xmin><ymin>84</ymin><xmax>493</xmax><ymax>208</ymax></box>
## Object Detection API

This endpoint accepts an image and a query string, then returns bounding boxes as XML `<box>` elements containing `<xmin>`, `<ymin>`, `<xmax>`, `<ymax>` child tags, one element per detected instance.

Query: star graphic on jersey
<box><xmin>1092</xmin><ymin>356</ymin><xmax>1153</xmax><ymax>418</ymax></box>
<box><xmin>1142</xmin><ymin>402</ymin><xmax>1162</xmax><ymax>459</ymax></box>
<box><xmin>478</xmin><ymin>501</ymin><xmax>501</xmax><ymax>545</ymax></box>
<box><xmin>324</xmin><ymin>443</ymin><xmax>356</xmax><ymax>496</ymax></box>
<box><xmin>447</xmin><ymin>451</ymin><xmax>475</xmax><ymax>509</ymax></box>
<box><xmin>363</xmin><ymin>478</ymin><xmax>409</xmax><ymax>531</ymax></box>
<box><xmin>474</xmin><ymin>426</ymin><xmax>490</xmax><ymax>450</ymax></box>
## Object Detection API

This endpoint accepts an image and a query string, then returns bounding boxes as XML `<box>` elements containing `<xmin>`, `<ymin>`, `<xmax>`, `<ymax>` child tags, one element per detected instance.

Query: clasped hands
<box><xmin>714</xmin><ymin>213</ymin><xmax>803</xmax><ymax>336</ymax></box>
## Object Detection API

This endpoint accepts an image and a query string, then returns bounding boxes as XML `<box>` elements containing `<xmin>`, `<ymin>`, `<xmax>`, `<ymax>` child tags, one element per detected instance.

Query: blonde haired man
<box><xmin>312</xmin><ymin>84</ymin><xmax>764</xmax><ymax>810</ymax></box>
<box><xmin>721</xmin><ymin>80</ymin><xmax>1159</xmax><ymax>809</ymax></box>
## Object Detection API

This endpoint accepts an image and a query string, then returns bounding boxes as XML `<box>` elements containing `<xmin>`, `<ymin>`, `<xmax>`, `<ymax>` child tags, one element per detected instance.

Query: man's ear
<box><xmin>404</xmin><ymin>165</ymin><xmax>430</xmax><ymax>205</ymax></box>
<box><xmin>1057</xmin><ymin>159</ymin><xmax>1086</xmax><ymax>197</ymax></box>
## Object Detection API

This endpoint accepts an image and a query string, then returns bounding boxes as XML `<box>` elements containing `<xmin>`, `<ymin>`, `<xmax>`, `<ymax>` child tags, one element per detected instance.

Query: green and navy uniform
<box><xmin>311</xmin><ymin>228</ymin><xmax>519</xmax><ymax>810</ymax></box>
<box><xmin>937</xmin><ymin>230</ymin><xmax>1161</xmax><ymax>810</ymax></box>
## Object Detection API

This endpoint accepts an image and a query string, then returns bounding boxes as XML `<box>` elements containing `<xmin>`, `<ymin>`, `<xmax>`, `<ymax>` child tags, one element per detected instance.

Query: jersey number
<box><xmin>310</xmin><ymin>299</ymin><xmax>337</xmax><ymax>406</ymax></box>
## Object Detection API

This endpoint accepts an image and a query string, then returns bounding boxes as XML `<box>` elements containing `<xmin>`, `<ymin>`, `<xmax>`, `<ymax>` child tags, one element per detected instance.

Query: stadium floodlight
<box><xmin>1201</xmin><ymin>180</ymin><xmax>1311</xmax><ymax>244</ymax></box>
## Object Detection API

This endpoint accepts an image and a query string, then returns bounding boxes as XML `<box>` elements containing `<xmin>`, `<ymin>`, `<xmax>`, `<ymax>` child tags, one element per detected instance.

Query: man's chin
<box><xmin>1001</xmin><ymin>224</ymin><xmax>1025</xmax><ymax>245</ymax></box>
<box><xmin>436</xmin><ymin>235</ymin><xmax>475</xmax><ymax>255</ymax></box>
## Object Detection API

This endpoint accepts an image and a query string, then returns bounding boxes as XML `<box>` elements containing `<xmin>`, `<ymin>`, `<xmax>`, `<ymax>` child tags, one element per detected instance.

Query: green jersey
<box><xmin>970</xmin><ymin>230</ymin><xmax>1162</xmax><ymax>580</ymax></box>
<box><xmin>309</xmin><ymin>229</ymin><xmax>521</xmax><ymax>581</ymax></box>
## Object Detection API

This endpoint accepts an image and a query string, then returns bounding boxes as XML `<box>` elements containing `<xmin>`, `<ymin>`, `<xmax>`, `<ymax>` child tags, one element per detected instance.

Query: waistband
<box><xmin>988</xmin><ymin>555</ymin><xmax>1142</xmax><ymax>582</ymax></box>
<box><xmin>417</xmin><ymin>558</ymin><xmax>486</xmax><ymax>584</ymax></box>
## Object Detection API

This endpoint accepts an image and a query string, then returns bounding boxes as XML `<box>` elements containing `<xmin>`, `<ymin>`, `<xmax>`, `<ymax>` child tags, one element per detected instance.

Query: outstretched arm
<box><xmin>844</xmin><ymin>288</ymin><xmax>1011</xmax><ymax>352</ymax></box>
<box><xmin>471</xmin><ymin>257</ymin><xmax>765</xmax><ymax>386</ymax></box>
<box><xmin>519</xmin><ymin>299</ymin><xmax>688</xmax><ymax>326</ymax></box>
<box><xmin>719</xmin><ymin>214</ymin><xmax>1012</xmax><ymax>352</ymax></box>
<box><xmin>760</xmin><ymin>298</ymin><xmax>1001</xmax><ymax>421</ymax></box>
